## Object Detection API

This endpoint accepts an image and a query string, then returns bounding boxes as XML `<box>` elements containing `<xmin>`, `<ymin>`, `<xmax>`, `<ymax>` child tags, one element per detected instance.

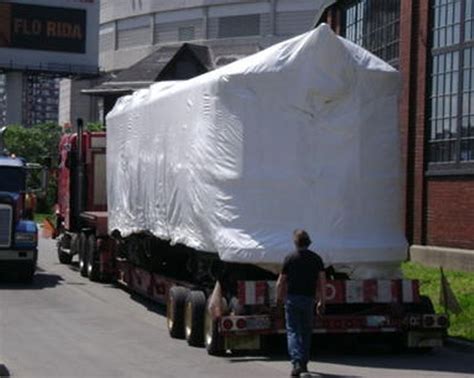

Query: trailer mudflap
<box><xmin>225</xmin><ymin>335</ymin><xmax>261</xmax><ymax>351</ymax></box>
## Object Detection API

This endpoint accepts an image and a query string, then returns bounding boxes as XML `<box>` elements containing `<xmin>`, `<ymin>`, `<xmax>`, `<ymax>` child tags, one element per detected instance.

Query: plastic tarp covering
<box><xmin>106</xmin><ymin>24</ymin><xmax>407</xmax><ymax>277</ymax></box>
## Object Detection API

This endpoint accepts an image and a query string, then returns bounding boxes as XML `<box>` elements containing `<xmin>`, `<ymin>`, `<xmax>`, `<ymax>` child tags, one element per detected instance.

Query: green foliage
<box><xmin>402</xmin><ymin>261</ymin><xmax>474</xmax><ymax>341</ymax></box>
<box><xmin>34</xmin><ymin>212</ymin><xmax>56</xmax><ymax>225</ymax></box>
<box><xmin>86</xmin><ymin>122</ymin><xmax>105</xmax><ymax>132</ymax></box>
<box><xmin>3</xmin><ymin>123</ymin><xmax>62</xmax><ymax>213</ymax></box>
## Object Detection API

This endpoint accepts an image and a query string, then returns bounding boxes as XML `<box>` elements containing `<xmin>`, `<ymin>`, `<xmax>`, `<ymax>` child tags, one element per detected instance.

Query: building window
<box><xmin>116</xmin><ymin>15</ymin><xmax>150</xmax><ymax>49</ymax></box>
<box><xmin>0</xmin><ymin>74</ymin><xmax>6</xmax><ymax>126</ymax></box>
<box><xmin>341</xmin><ymin>0</ymin><xmax>400</xmax><ymax>68</ymax></box>
<box><xmin>429</xmin><ymin>0</ymin><xmax>474</xmax><ymax>166</ymax></box>
<box><xmin>179</xmin><ymin>26</ymin><xmax>195</xmax><ymax>41</ymax></box>
<box><xmin>218</xmin><ymin>14</ymin><xmax>260</xmax><ymax>38</ymax></box>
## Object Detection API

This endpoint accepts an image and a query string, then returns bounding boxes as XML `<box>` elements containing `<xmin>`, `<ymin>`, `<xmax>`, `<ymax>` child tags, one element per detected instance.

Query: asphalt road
<box><xmin>0</xmin><ymin>234</ymin><xmax>473</xmax><ymax>378</ymax></box>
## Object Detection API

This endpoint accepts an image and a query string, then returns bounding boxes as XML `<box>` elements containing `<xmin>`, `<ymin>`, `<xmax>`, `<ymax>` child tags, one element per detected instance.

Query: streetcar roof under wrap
<box><xmin>106</xmin><ymin>24</ymin><xmax>407</xmax><ymax>278</ymax></box>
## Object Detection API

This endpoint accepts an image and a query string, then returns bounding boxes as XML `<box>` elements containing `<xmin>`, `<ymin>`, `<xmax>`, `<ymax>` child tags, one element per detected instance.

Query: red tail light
<box><xmin>437</xmin><ymin>316</ymin><xmax>448</xmax><ymax>327</ymax></box>
<box><xmin>222</xmin><ymin>319</ymin><xmax>233</xmax><ymax>330</ymax></box>
<box><xmin>236</xmin><ymin>318</ymin><xmax>247</xmax><ymax>329</ymax></box>
<box><xmin>424</xmin><ymin>315</ymin><xmax>435</xmax><ymax>327</ymax></box>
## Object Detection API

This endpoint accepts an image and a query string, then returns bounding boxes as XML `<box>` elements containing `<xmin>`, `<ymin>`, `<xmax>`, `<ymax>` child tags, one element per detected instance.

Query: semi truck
<box><xmin>52</xmin><ymin>25</ymin><xmax>448</xmax><ymax>355</ymax></box>
<box><xmin>0</xmin><ymin>127</ymin><xmax>46</xmax><ymax>283</ymax></box>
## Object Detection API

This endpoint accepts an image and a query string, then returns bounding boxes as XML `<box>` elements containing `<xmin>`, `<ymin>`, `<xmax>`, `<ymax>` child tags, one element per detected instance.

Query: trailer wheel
<box><xmin>78</xmin><ymin>233</ymin><xmax>88</xmax><ymax>277</ymax></box>
<box><xmin>184</xmin><ymin>291</ymin><xmax>206</xmax><ymax>347</ymax></box>
<box><xmin>57</xmin><ymin>235</ymin><xmax>73</xmax><ymax>264</ymax></box>
<box><xmin>167</xmin><ymin>286</ymin><xmax>189</xmax><ymax>339</ymax></box>
<box><xmin>87</xmin><ymin>235</ymin><xmax>101</xmax><ymax>282</ymax></box>
<box><xmin>70</xmin><ymin>233</ymin><xmax>79</xmax><ymax>257</ymax></box>
<box><xmin>204</xmin><ymin>298</ymin><xmax>226</xmax><ymax>356</ymax></box>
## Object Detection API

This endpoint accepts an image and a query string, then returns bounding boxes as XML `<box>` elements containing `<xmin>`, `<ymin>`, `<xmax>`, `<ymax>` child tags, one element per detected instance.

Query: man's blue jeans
<box><xmin>285</xmin><ymin>294</ymin><xmax>315</xmax><ymax>366</ymax></box>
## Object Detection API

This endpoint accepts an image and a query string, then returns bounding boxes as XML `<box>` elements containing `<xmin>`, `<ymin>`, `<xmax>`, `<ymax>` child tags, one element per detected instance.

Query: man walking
<box><xmin>276</xmin><ymin>230</ymin><xmax>326</xmax><ymax>377</ymax></box>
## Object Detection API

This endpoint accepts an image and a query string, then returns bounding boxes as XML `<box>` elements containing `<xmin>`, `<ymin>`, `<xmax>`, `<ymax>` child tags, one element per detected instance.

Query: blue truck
<box><xmin>0</xmin><ymin>127</ymin><xmax>45</xmax><ymax>283</ymax></box>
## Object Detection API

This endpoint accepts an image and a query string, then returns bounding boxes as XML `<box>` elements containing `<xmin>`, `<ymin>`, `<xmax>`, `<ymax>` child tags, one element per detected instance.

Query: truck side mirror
<box><xmin>40</xmin><ymin>167</ymin><xmax>49</xmax><ymax>195</ymax></box>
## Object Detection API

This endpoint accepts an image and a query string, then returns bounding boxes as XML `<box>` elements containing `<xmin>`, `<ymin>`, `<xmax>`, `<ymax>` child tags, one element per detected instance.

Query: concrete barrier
<box><xmin>410</xmin><ymin>245</ymin><xmax>474</xmax><ymax>273</ymax></box>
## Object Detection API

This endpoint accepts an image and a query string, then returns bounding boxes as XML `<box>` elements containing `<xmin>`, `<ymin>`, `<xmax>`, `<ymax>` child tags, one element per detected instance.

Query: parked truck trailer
<box><xmin>53</xmin><ymin>25</ymin><xmax>448</xmax><ymax>355</ymax></box>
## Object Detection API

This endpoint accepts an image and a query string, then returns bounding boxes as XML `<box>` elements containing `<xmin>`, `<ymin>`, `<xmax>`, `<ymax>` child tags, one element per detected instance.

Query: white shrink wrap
<box><xmin>106</xmin><ymin>24</ymin><xmax>407</xmax><ymax>277</ymax></box>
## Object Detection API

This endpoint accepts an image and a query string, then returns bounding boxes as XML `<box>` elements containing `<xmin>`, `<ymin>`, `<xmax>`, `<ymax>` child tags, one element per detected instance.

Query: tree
<box><xmin>3</xmin><ymin>123</ymin><xmax>62</xmax><ymax>213</ymax></box>
<box><xmin>86</xmin><ymin>122</ymin><xmax>105</xmax><ymax>132</ymax></box>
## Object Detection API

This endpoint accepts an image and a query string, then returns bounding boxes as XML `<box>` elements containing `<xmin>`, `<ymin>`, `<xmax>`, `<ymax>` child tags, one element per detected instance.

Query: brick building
<box><xmin>323</xmin><ymin>0</ymin><xmax>474</xmax><ymax>259</ymax></box>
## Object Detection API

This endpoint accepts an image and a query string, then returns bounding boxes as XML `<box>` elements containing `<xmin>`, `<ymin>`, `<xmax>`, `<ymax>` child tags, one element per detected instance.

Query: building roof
<box><xmin>83</xmin><ymin>43</ymin><xmax>214</xmax><ymax>96</ymax></box>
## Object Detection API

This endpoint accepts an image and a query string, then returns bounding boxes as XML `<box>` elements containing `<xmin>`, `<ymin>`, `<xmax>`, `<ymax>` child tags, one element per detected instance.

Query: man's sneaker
<box><xmin>290</xmin><ymin>362</ymin><xmax>302</xmax><ymax>377</ymax></box>
<box><xmin>301</xmin><ymin>363</ymin><xmax>308</xmax><ymax>373</ymax></box>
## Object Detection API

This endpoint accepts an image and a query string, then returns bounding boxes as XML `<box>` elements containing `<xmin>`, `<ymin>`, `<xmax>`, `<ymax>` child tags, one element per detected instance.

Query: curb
<box><xmin>446</xmin><ymin>337</ymin><xmax>474</xmax><ymax>352</ymax></box>
<box><xmin>0</xmin><ymin>364</ymin><xmax>9</xmax><ymax>377</ymax></box>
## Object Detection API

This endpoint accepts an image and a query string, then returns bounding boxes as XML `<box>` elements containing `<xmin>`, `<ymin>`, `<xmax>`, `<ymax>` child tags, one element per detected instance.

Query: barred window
<box><xmin>179</xmin><ymin>26</ymin><xmax>195</xmax><ymax>41</ymax></box>
<box><xmin>0</xmin><ymin>74</ymin><xmax>5</xmax><ymax>126</ymax></box>
<box><xmin>429</xmin><ymin>0</ymin><xmax>474</xmax><ymax>166</ymax></box>
<box><xmin>461</xmin><ymin>47</ymin><xmax>474</xmax><ymax>161</ymax></box>
<box><xmin>116</xmin><ymin>16</ymin><xmax>150</xmax><ymax>49</ymax></box>
<box><xmin>430</xmin><ymin>51</ymin><xmax>459</xmax><ymax>162</ymax></box>
<box><xmin>218</xmin><ymin>14</ymin><xmax>260</xmax><ymax>38</ymax></box>
<box><xmin>341</xmin><ymin>0</ymin><xmax>400</xmax><ymax>68</ymax></box>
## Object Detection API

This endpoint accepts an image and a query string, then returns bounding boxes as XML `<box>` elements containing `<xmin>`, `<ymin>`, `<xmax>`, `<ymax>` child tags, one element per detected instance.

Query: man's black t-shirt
<box><xmin>282</xmin><ymin>249</ymin><xmax>324</xmax><ymax>298</ymax></box>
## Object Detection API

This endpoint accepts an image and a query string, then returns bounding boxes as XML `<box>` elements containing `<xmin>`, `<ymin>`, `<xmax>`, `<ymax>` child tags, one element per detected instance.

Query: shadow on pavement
<box><xmin>67</xmin><ymin>262</ymin><xmax>80</xmax><ymax>272</ymax></box>
<box><xmin>0</xmin><ymin>364</ymin><xmax>10</xmax><ymax>377</ymax></box>
<box><xmin>128</xmin><ymin>291</ymin><xmax>167</xmax><ymax>317</ymax></box>
<box><xmin>227</xmin><ymin>334</ymin><xmax>474</xmax><ymax>376</ymax></box>
<box><xmin>314</xmin><ymin>348</ymin><xmax>474</xmax><ymax>376</ymax></box>
<box><xmin>0</xmin><ymin>271</ymin><xmax>64</xmax><ymax>289</ymax></box>
<box><xmin>302</xmin><ymin>374</ymin><xmax>358</xmax><ymax>378</ymax></box>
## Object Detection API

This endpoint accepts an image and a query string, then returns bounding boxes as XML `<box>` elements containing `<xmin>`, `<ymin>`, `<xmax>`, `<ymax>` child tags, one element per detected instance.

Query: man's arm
<box><xmin>316</xmin><ymin>270</ymin><xmax>326</xmax><ymax>316</ymax></box>
<box><xmin>276</xmin><ymin>273</ymin><xmax>287</xmax><ymax>305</ymax></box>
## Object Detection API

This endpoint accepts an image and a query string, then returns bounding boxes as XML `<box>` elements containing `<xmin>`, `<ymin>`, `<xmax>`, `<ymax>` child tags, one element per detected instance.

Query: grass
<box><xmin>402</xmin><ymin>261</ymin><xmax>474</xmax><ymax>341</ymax></box>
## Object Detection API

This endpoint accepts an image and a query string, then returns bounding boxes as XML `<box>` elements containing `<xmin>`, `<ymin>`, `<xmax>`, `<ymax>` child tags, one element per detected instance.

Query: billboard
<box><xmin>0</xmin><ymin>0</ymin><xmax>99</xmax><ymax>75</ymax></box>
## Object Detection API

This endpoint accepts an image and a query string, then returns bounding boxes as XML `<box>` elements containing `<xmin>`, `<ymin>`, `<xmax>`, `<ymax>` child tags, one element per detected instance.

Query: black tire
<box><xmin>204</xmin><ymin>298</ymin><xmax>226</xmax><ymax>356</ymax></box>
<box><xmin>58</xmin><ymin>250</ymin><xmax>72</xmax><ymax>264</ymax></box>
<box><xmin>167</xmin><ymin>286</ymin><xmax>189</xmax><ymax>339</ymax></box>
<box><xmin>70</xmin><ymin>233</ymin><xmax>79</xmax><ymax>257</ymax></box>
<box><xmin>87</xmin><ymin>234</ymin><xmax>101</xmax><ymax>282</ymax></box>
<box><xmin>184</xmin><ymin>291</ymin><xmax>206</xmax><ymax>347</ymax></box>
<box><xmin>57</xmin><ymin>235</ymin><xmax>73</xmax><ymax>264</ymax></box>
<box><xmin>78</xmin><ymin>233</ymin><xmax>88</xmax><ymax>277</ymax></box>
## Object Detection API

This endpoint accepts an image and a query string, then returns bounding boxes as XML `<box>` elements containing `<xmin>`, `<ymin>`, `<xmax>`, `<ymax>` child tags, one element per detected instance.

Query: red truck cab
<box><xmin>55</xmin><ymin>129</ymin><xmax>107</xmax><ymax>267</ymax></box>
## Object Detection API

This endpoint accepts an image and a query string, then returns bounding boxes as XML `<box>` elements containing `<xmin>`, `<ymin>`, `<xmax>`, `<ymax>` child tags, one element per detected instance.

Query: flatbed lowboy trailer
<box><xmin>60</xmin><ymin>210</ymin><xmax>448</xmax><ymax>355</ymax></box>
<box><xmin>54</xmin><ymin>25</ymin><xmax>448</xmax><ymax>355</ymax></box>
